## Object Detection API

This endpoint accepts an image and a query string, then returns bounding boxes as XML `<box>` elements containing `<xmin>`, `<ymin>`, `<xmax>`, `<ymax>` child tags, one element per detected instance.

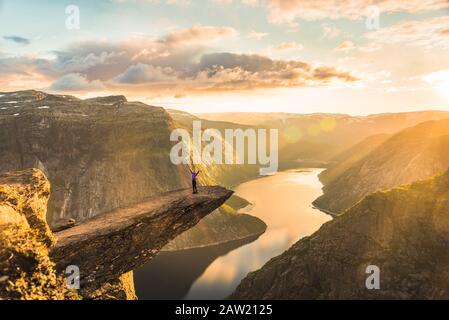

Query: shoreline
<box><xmin>161</xmin><ymin>227</ymin><xmax>266</xmax><ymax>253</ymax></box>
<box><xmin>312</xmin><ymin>201</ymin><xmax>338</xmax><ymax>218</ymax></box>
<box><xmin>228</xmin><ymin>163</ymin><xmax>329</xmax><ymax>190</ymax></box>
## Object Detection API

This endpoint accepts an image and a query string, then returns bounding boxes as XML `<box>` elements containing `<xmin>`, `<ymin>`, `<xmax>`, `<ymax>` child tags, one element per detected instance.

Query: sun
<box><xmin>423</xmin><ymin>70</ymin><xmax>449</xmax><ymax>102</ymax></box>
<box><xmin>436</xmin><ymin>80</ymin><xmax>449</xmax><ymax>101</ymax></box>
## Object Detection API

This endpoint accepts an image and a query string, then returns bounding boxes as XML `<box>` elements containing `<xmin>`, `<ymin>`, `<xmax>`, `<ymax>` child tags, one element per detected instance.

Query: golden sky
<box><xmin>0</xmin><ymin>0</ymin><xmax>448</xmax><ymax>114</ymax></box>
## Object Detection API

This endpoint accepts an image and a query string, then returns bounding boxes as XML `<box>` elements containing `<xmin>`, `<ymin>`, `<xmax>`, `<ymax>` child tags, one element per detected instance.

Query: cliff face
<box><xmin>0</xmin><ymin>91</ymin><xmax>190</xmax><ymax>226</ymax></box>
<box><xmin>0</xmin><ymin>169</ymin><xmax>78</xmax><ymax>300</ymax></box>
<box><xmin>231</xmin><ymin>169</ymin><xmax>449</xmax><ymax>300</ymax></box>
<box><xmin>87</xmin><ymin>272</ymin><xmax>137</xmax><ymax>300</ymax></box>
<box><xmin>319</xmin><ymin>134</ymin><xmax>391</xmax><ymax>186</ymax></box>
<box><xmin>314</xmin><ymin>119</ymin><xmax>449</xmax><ymax>214</ymax></box>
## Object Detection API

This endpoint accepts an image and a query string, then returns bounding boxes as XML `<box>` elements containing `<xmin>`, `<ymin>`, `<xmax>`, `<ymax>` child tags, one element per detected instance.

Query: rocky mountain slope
<box><xmin>319</xmin><ymin>134</ymin><xmax>391</xmax><ymax>186</ymax></box>
<box><xmin>231</xmin><ymin>169</ymin><xmax>449</xmax><ymax>299</ymax></box>
<box><xmin>0</xmin><ymin>90</ymin><xmax>190</xmax><ymax>226</ymax></box>
<box><xmin>198</xmin><ymin>111</ymin><xmax>449</xmax><ymax>164</ymax></box>
<box><xmin>314</xmin><ymin>119</ymin><xmax>449</xmax><ymax>214</ymax></box>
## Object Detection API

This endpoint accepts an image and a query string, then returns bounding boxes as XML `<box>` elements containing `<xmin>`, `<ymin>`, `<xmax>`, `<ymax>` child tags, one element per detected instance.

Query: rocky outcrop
<box><xmin>82</xmin><ymin>272</ymin><xmax>138</xmax><ymax>300</ymax></box>
<box><xmin>314</xmin><ymin>119</ymin><xmax>449</xmax><ymax>214</ymax></box>
<box><xmin>50</xmin><ymin>186</ymin><xmax>233</xmax><ymax>290</ymax></box>
<box><xmin>231</xmin><ymin>169</ymin><xmax>449</xmax><ymax>300</ymax></box>
<box><xmin>0</xmin><ymin>168</ymin><xmax>55</xmax><ymax>246</ymax></box>
<box><xmin>0</xmin><ymin>169</ymin><xmax>78</xmax><ymax>300</ymax></box>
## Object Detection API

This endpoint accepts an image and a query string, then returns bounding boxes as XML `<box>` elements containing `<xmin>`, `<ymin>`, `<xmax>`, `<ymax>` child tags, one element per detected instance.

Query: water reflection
<box><xmin>135</xmin><ymin>169</ymin><xmax>331</xmax><ymax>300</ymax></box>
<box><xmin>134</xmin><ymin>235</ymin><xmax>261</xmax><ymax>300</ymax></box>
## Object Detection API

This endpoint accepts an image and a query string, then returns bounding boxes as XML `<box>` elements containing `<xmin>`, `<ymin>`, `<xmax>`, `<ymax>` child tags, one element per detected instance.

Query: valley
<box><xmin>135</xmin><ymin>169</ymin><xmax>331</xmax><ymax>300</ymax></box>
<box><xmin>1</xmin><ymin>90</ymin><xmax>449</xmax><ymax>300</ymax></box>
<box><xmin>231</xmin><ymin>169</ymin><xmax>449</xmax><ymax>299</ymax></box>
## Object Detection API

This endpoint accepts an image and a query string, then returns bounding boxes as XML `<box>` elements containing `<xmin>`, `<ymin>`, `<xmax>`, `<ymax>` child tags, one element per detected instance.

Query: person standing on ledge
<box><xmin>190</xmin><ymin>168</ymin><xmax>200</xmax><ymax>194</ymax></box>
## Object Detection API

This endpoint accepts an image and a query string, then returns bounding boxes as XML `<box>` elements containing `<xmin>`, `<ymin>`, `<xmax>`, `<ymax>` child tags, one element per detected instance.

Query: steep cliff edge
<box><xmin>0</xmin><ymin>169</ymin><xmax>78</xmax><ymax>300</ymax></box>
<box><xmin>231</xmin><ymin>169</ymin><xmax>449</xmax><ymax>299</ymax></box>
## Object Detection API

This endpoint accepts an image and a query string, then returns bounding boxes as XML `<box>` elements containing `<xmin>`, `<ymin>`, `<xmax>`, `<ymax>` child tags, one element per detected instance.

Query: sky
<box><xmin>0</xmin><ymin>0</ymin><xmax>448</xmax><ymax>115</ymax></box>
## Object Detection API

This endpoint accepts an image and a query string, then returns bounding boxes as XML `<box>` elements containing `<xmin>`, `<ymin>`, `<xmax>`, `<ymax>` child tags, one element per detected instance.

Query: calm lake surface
<box><xmin>135</xmin><ymin>168</ymin><xmax>331</xmax><ymax>300</ymax></box>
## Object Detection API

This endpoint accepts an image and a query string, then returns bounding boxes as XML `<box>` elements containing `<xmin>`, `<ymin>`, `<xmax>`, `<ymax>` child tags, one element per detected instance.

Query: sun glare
<box><xmin>423</xmin><ymin>70</ymin><xmax>449</xmax><ymax>101</ymax></box>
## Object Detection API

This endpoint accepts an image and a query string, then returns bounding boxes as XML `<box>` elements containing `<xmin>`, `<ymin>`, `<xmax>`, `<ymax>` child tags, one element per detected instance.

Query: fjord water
<box><xmin>135</xmin><ymin>169</ymin><xmax>331</xmax><ymax>300</ymax></box>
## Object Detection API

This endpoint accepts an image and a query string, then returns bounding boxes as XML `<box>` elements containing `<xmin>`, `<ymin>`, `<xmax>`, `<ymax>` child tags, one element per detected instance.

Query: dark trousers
<box><xmin>192</xmin><ymin>180</ymin><xmax>198</xmax><ymax>194</ymax></box>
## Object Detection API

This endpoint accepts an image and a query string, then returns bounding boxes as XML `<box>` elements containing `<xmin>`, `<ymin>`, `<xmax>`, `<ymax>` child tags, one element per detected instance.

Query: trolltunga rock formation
<box><xmin>50</xmin><ymin>186</ymin><xmax>233</xmax><ymax>288</ymax></box>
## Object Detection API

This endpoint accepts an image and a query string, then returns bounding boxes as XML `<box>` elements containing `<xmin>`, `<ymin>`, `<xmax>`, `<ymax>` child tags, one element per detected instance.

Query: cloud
<box><xmin>114</xmin><ymin>52</ymin><xmax>357</xmax><ymax>94</ymax></box>
<box><xmin>41</xmin><ymin>25</ymin><xmax>238</xmax><ymax>82</ymax></box>
<box><xmin>242</xmin><ymin>0</ymin><xmax>449</xmax><ymax>25</ymax></box>
<box><xmin>50</xmin><ymin>73</ymin><xmax>105</xmax><ymax>91</ymax></box>
<box><xmin>213</xmin><ymin>0</ymin><xmax>233</xmax><ymax>4</ymax></box>
<box><xmin>0</xmin><ymin>25</ymin><xmax>356</xmax><ymax>96</ymax></box>
<box><xmin>115</xmin><ymin>63</ymin><xmax>179</xmax><ymax>83</ymax></box>
<box><xmin>334</xmin><ymin>41</ymin><xmax>355</xmax><ymax>52</ymax></box>
<box><xmin>248</xmin><ymin>31</ymin><xmax>270</xmax><ymax>40</ymax></box>
<box><xmin>161</xmin><ymin>25</ymin><xmax>238</xmax><ymax>47</ymax></box>
<box><xmin>270</xmin><ymin>41</ymin><xmax>304</xmax><ymax>52</ymax></box>
<box><xmin>111</xmin><ymin>0</ymin><xmax>184</xmax><ymax>4</ymax></box>
<box><xmin>166</xmin><ymin>0</ymin><xmax>191</xmax><ymax>6</ymax></box>
<box><xmin>3</xmin><ymin>35</ymin><xmax>31</xmax><ymax>45</ymax></box>
<box><xmin>366</xmin><ymin>15</ymin><xmax>449</xmax><ymax>50</ymax></box>
<box><xmin>321</xmin><ymin>24</ymin><xmax>342</xmax><ymax>39</ymax></box>
<box><xmin>423</xmin><ymin>69</ymin><xmax>449</xmax><ymax>84</ymax></box>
